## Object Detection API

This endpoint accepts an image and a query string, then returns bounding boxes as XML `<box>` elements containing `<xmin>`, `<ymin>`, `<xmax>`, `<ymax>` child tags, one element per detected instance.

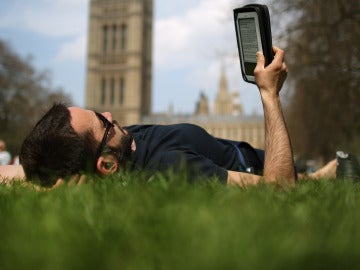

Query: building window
<box><xmin>110</xmin><ymin>78</ymin><xmax>115</xmax><ymax>105</ymax></box>
<box><xmin>112</xmin><ymin>25</ymin><xmax>117</xmax><ymax>51</ymax></box>
<box><xmin>233</xmin><ymin>128</ymin><xmax>238</xmax><ymax>138</ymax></box>
<box><xmin>119</xmin><ymin>77</ymin><xmax>125</xmax><ymax>105</ymax></box>
<box><xmin>249</xmin><ymin>128</ymin><xmax>254</xmax><ymax>141</ymax></box>
<box><xmin>257</xmin><ymin>126</ymin><xmax>263</xmax><ymax>143</ymax></box>
<box><xmin>120</xmin><ymin>24</ymin><xmax>127</xmax><ymax>50</ymax></box>
<box><xmin>103</xmin><ymin>25</ymin><xmax>108</xmax><ymax>52</ymax></box>
<box><xmin>101</xmin><ymin>78</ymin><xmax>106</xmax><ymax>105</ymax></box>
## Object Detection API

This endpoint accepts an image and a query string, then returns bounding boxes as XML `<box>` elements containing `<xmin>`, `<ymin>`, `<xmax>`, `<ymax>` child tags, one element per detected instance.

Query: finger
<box><xmin>256</xmin><ymin>51</ymin><xmax>265</xmax><ymax>68</ymax></box>
<box><xmin>52</xmin><ymin>178</ymin><xmax>65</xmax><ymax>189</ymax></box>
<box><xmin>77</xmin><ymin>175</ymin><xmax>87</xmax><ymax>185</ymax></box>
<box><xmin>282</xmin><ymin>62</ymin><xmax>288</xmax><ymax>73</ymax></box>
<box><xmin>68</xmin><ymin>174</ymin><xmax>82</xmax><ymax>186</ymax></box>
<box><xmin>272</xmin><ymin>47</ymin><xmax>285</xmax><ymax>63</ymax></box>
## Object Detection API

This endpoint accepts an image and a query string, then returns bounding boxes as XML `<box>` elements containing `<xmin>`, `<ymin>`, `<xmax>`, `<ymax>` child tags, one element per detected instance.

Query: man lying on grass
<box><xmin>0</xmin><ymin>47</ymin><xmax>339</xmax><ymax>188</ymax></box>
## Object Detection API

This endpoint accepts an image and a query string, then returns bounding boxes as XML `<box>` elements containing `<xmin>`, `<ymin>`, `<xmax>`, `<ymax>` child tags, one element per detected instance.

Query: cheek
<box><xmin>107</xmin><ymin>129</ymin><xmax>122</xmax><ymax>148</ymax></box>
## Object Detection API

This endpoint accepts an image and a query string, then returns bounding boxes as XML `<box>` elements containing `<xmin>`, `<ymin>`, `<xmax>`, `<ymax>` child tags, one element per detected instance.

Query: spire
<box><xmin>195</xmin><ymin>90</ymin><xmax>210</xmax><ymax>115</ymax></box>
<box><xmin>214</xmin><ymin>65</ymin><xmax>232</xmax><ymax>115</ymax></box>
<box><xmin>218</xmin><ymin>64</ymin><xmax>229</xmax><ymax>96</ymax></box>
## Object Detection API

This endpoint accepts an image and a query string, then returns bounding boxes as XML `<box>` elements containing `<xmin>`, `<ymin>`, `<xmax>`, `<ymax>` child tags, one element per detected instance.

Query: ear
<box><xmin>96</xmin><ymin>155</ymin><xmax>119</xmax><ymax>176</ymax></box>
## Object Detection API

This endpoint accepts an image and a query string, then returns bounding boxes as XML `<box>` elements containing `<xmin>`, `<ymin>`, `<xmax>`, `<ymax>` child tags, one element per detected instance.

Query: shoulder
<box><xmin>166</xmin><ymin>123</ymin><xmax>209</xmax><ymax>137</ymax></box>
<box><xmin>124</xmin><ymin>124</ymin><xmax>156</xmax><ymax>133</ymax></box>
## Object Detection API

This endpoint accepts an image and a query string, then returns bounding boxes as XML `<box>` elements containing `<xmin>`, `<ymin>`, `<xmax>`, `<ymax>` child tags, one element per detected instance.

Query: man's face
<box><xmin>68</xmin><ymin>107</ymin><xmax>135</xmax><ymax>166</ymax></box>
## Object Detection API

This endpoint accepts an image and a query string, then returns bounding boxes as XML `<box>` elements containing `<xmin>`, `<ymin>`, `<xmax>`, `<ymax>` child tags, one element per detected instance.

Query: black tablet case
<box><xmin>233</xmin><ymin>4</ymin><xmax>274</xmax><ymax>84</ymax></box>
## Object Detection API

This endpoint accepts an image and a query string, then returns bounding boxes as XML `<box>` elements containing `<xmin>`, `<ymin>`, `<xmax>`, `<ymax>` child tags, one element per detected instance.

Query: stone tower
<box><xmin>194</xmin><ymin>91</ymin><xmax>210</xmax><ymax>116</ymax></box>
<box><xmin>214</xmin><ymin>67</ymin><xmax>242</xmax><ymax>116</ymax></box>
<box><xmin>85</xmin><ymin>0</ymin><xmax>153</xmax><ymax>125</ymax></box>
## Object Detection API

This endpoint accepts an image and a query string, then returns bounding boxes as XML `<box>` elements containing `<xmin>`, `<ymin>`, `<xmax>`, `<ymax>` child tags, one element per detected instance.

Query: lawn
<box><xmin>0</xmin><ymin>172</ymin><xmax>359</xmax><ymax>270</ymax></box>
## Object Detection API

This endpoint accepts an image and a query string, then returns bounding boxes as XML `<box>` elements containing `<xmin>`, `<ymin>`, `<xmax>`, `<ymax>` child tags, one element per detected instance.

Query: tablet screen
<box><xmin>238</xmin><ymin>17</ymin><xmax>259</xmax><ymax>75</ymax></box>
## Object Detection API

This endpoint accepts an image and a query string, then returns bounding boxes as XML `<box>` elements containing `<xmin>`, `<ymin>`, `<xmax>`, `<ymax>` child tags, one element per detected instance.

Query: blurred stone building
<box><xmin>85</xmin><ymin>0</ymin><xmax>153</xmax><ymax>125</ymax></box>
<box><xmin>85</xmin><ymin>0</ymin><xmax>264</xmax><ymax>148</ymax></box>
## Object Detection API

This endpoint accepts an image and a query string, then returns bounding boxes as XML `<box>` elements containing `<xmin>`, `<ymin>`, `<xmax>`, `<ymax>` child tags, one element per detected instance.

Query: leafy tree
<box><xmin>0</xmin><ymin>39</ymin><xmax>72</xmax><ymax>157</ymax></box>
<box><xmin>270</xmin><ymin>0</ymin><xmax>360</xmax><ymax>161</ymax></box>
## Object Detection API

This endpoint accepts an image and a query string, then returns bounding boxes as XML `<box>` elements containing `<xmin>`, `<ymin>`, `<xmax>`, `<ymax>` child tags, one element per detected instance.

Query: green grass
<box><xmin>1</xmin><ymin>172</ymin><xmax>360</xmax><ymax>270</ymax></box>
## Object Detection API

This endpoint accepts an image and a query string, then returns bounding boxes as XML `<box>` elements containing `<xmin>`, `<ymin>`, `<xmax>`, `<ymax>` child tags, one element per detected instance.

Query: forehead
<box><xmin>68</xmin><ymin>107</ymin><xmax>96</xmax><ymax>134</ymax></box>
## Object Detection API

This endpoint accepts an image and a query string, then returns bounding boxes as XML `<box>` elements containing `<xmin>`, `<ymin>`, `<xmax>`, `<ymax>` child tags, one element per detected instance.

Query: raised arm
<box><xmin>256</xmin><ymin>47</ymin><xmax>295</xmax><ymax>183</ymax></box>
<box><xmin>227</xmin><ymin>47</ymin><xmax>296</xmax><ymax>186</ymax></box>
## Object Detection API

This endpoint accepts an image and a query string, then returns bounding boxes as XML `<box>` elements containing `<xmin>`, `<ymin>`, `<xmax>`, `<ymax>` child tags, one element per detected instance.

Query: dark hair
<box><xmin>19</xmin><ymin>103</ymin><xmax>96</xmax><ymax>186</ymax></box>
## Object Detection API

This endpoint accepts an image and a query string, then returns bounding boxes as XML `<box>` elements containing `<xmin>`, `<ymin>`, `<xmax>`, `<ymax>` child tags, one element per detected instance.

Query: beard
<box><xmin>108</xmin><ymin>124</ymin><xmax>133</xmax><ymax>168</ymax></box>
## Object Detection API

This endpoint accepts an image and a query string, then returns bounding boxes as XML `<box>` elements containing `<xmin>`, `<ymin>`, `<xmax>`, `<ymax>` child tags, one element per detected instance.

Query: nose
<box><xmin>101</xmin><ymin>112</ymin><xmax>113</xmax><ymax>122</ymax></box>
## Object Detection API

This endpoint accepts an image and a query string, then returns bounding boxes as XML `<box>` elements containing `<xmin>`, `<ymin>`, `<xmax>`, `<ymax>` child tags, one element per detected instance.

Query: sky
<box><xmin>0</xmin><ymin>0</ymin><xmax>264</xmax><ymax>115</ymax></box>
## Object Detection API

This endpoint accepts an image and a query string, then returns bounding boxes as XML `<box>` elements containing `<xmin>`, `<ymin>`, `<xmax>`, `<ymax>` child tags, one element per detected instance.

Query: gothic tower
<box><xmin>194</xmin><ymin>91</ymin><xmax>210</xmax><ymax>116</ymax></box>
<box><xmin>85</xmin><ymin>0</ymin><xmax>153</xmax><ymax>125</ymax></box>
<box><xmin>214</xmin><ymin>66</ymin><xmax>244</xmax><ymax>116</ymax></box>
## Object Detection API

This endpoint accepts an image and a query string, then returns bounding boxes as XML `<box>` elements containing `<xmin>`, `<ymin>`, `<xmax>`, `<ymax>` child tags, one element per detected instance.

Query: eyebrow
<box><xmin>94</xmin><ymin>111</ymin><xmax>115</xmax><ymax>131</ymax></box>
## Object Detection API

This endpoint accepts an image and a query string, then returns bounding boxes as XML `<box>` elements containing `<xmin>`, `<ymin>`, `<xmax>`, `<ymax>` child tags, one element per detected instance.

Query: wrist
<box><xmin>261</xmin><ymin>94</ymin><xmax>283</xmax><ymax>116</ymax></box>
<box><xmin>260</xmin><ymin>90</ymin><xmax>280</xmax><ymax>104</ymax></box>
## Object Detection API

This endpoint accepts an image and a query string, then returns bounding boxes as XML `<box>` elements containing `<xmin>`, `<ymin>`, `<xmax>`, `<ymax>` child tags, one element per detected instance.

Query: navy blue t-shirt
<box><xmin>124</xmin><ymin>123</ymin><xmax>242</xmax><ymax>183</ymax></box>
